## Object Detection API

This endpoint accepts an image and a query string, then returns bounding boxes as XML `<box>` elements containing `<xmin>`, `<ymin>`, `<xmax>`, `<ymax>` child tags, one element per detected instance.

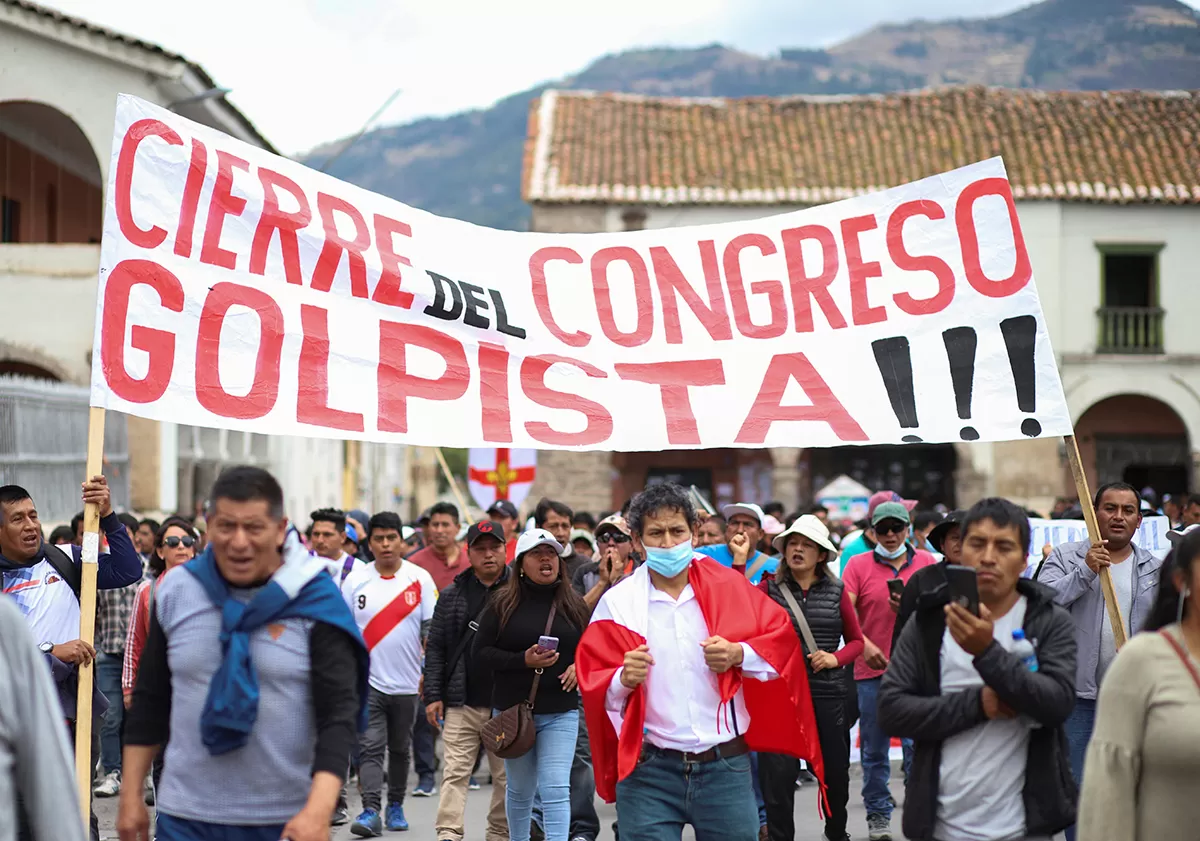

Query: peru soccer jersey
<box><xmin>342</xmin><ymin>561</ymin><xmax>436</xmax><ymax>694</ymax></box>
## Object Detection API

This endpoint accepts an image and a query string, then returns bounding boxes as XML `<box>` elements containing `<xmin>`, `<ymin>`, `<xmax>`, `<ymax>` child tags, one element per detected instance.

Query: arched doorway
<box><xmin>0</xmin><ymin>100</ymin><xmax>103</xmax><ymax>244</ymax></box>
<box><xmin>1075</xmin><ymin>395</ymin><xmax>1191</xmax><ymax>496</ymax></box>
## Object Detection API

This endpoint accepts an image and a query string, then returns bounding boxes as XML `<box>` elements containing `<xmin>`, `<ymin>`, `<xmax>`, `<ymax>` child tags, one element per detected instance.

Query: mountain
<box><xmin>305</xmin><ymin>0</ymin><xmax>1200</xmax><ymax>231</ymax></box>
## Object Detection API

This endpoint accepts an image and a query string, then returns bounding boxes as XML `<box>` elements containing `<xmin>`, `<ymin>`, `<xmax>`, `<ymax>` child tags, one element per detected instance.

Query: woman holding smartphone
<box><xmin>758</xmin><ymin>515</ymin><xmax>863</xmax><ymax>841</ymax></box>
<box><xmin>475</xmin><ymin>529</ymin><xmax>591</xmax><ymax>841</ymax></box>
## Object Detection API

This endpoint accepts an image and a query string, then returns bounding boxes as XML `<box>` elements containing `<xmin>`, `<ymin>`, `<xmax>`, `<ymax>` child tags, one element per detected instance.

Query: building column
<box><xmin>769</xmin><ymin>448</ymin><xmax>802</xmax><ymax>511</ymax></box>
<box><xmin>158</xmin><ymin>421</ymin><xmax>178</xmax><ymax>514</ymax></box>
<box><xmin>527</xmin><ymin>451</ymin><xmax>613</xmax><ymax>516</ymax></box>
<box><xmin>954</xmin><ymin>442</ymin><xmax>993</xmax><ymax>509</ymax></box>
<box><xmin>408</xmin><ymin>447</ymin><xmax>441</xmax><ymax>520</ymax></box>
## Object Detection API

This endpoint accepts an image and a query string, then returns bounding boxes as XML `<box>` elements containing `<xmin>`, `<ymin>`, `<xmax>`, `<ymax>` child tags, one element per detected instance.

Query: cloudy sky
<box><xmin>40</xmin><ymin>0</ymin><xmax>1200</xmax><ymax>154</ymax></box>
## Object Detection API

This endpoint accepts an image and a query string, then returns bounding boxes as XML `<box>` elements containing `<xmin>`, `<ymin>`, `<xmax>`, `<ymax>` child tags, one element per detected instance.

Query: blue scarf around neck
<box><xmin>185</xmin><ymin>544</ymin><xmax>369</xmax><ymax>756</ymax></box>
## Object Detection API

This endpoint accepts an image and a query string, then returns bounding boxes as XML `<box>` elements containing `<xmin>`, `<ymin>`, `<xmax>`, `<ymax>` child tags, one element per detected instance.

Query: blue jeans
<box><xmin>96</xmin><ymin>652</ymin><xmax>124</xmax><ymax>773</ymax></box>
<box><xmin>615</xmin><ymin>745</ymin><xmax>758</xmax><ymax>841</ymax></box>
<box><xmin>749</xmin><ymin>753</ymin><xmax>766</xmax><ymax>827</ymax></box>
<box><xmin>856</xmin><ymin>677</ymin><xmax>913</xmax><ymax>819</ymax></box>
<box><xmin>156</xmin><ymin>813</ymin><xmax>285</xmax><ymax>840</ymax></box>
<box><xmin>503</xmin><ymin>710</ymin><xmax>577</xmax><ymax>841</ymax></box>
<box><xmin>1063</xmin><ymin>698</ymin><xmax>1097</xmax><ymax>841</ymax></box>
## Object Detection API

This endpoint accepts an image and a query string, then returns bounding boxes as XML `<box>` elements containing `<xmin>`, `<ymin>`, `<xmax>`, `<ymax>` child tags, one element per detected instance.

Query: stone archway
<box><xmin>1075</xmin><ymin>394</ymin><xmax>1191</xmax><ymax>495</ymax></box>
<box><xmin>0</xmin><ymin>340</ymin><xmax>71</xmax><ymax>382</ymax></box>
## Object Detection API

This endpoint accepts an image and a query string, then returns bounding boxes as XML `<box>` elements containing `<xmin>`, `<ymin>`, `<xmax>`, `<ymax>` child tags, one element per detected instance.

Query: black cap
<box><xmin>928</xmin><ymin>510</ymin><xmax>966</xmax><ymax>554</ymax></box>
<box><xmin>486</xmin><ymin>500</ymin><xmax>519</xmax><ymax>520</ymax></box>
<box><xmin>417</xmin><ymin>508</ymin><xmax>432</xmax><ymax>525</ymax></box>
<box><xmin>465</xmin><ymin>520</ymin><xmax>506</xmax><ymax>547</ymax></box>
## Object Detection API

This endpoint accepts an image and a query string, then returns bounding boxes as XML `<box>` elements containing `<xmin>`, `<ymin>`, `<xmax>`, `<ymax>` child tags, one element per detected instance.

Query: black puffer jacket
<box><xmin>760</xmin><ymin>574</ymin><xmax>850</xmax><ymax>699</ymax></box>
<box><xmin>424</xmin><ymin>566</ymin><xmax>508</xmax><ymax>708</ymax></box>
<box><xmin>878</xmin><ymin>578</ymin><xmax>1078</xmax><ymax>841</ymax></box>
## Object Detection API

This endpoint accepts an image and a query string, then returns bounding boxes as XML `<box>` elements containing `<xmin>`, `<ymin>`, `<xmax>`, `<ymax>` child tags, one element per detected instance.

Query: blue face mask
<box><xmin>644</xmin><ymin>540</ymin><xmax>694</xmax><ymax>577</ymax></box>
<box><xmin>875</xmin><ymin>542</ymin><xmax>908</xmax><ymax>561</ymax></box>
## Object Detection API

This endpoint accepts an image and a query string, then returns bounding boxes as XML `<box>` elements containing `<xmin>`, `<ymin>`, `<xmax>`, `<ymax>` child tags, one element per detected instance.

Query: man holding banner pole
<box><xmin>0</xmin><ymin>477</ymin><xmax>142</xmax><ymax>841</ymax></box>
<box><xmin>1037</xmin><ymin>481</ymin><xmax>1162</xmax><ymax>841</ymax></box>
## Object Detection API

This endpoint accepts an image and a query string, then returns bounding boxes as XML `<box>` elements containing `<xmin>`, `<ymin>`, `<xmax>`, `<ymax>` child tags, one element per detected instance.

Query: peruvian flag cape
<box><xmin>576</xmin><ymin>557</ymin><xmax>827</xmax><ymax>808</ymax></box>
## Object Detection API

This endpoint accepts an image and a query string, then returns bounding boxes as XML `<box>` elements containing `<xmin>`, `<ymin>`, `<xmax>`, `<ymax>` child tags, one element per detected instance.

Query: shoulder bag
<box><xmin>775</xmin><ymin>580</ymin><xmax>820</xmax><ymax>656</ymax></box>
<box><xmin>1160</xmin><ymin>629</ymin><xmax>1200</xmax><ymax>694</ymax></box>
<box><xmin>481</xmin><ymin>604</ymin><xmax>558</xmax><ymax>759</ymax></box>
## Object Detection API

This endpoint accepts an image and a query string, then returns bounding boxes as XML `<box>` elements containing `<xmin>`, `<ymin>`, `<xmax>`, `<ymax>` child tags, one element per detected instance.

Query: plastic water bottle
<box><xmin>1012</xmin><ymin>629</ymin><xmax>1039</xmax><ymax>672</ymax></box>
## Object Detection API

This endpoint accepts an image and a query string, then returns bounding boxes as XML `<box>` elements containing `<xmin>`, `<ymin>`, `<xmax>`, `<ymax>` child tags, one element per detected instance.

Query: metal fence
<box><xmin>0</xmin><ymin>376</ymin><xmax>129</xmax><ymax>523</ymax></box>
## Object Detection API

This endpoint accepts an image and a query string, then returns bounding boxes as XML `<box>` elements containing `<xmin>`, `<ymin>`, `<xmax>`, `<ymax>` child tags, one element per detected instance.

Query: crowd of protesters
<box><xmin>1</xmin><ymin>470</ymin><xmax>1199</xmax><ymax>841</ymax></box>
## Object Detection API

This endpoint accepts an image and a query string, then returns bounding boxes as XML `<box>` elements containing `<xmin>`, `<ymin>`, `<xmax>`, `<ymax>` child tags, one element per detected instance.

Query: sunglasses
<box><xmin>874</xmin><ymin>521</ymin><xmax>908</xmax><ymax>536</ymax></box>
<box><xmin>597</xmin><ymin>533</ymin><xmax>631</xmax><ymax>545</ymax></box>
<box><xmin>163</xmin><ymin>535</ymin><xmax>195</xmax><ymax>549</ymax></box>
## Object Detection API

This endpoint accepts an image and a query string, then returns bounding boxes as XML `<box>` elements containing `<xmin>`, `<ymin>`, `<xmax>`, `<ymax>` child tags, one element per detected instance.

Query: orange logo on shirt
<box><xmin>267</xmin><ymin>623</ymin><xmax>286</xmax><ymax>640</ymax></box>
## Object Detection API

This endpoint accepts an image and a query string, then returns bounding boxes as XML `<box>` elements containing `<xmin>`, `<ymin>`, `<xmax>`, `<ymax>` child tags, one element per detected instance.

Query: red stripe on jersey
<box><xmin>362</xmin><ymin>580</ymin><xmax>423</xmax><ymax>651</ymax></box>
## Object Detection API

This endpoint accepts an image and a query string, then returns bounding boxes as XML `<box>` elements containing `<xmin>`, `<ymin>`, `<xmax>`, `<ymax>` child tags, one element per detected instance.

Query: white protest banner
<box><xmin>91</xmin><ymin>95</ymin><xmax>1073</xmax><ymax>451</ymax></box>
<box><xmin>1027</xmin><ymin>516</ymin><xmax>1172</xmax><ymax>566</ymax></box>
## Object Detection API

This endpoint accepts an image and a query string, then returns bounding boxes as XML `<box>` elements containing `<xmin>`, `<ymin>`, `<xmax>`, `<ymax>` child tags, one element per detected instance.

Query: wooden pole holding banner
<box><xmin>75</xmin><ymin>406</ymin><xmax>106</xmax><ymax>825</ymax></box>
<box><xmin>1064</xmin><ymin>434</ymin><xmax>1127</xmax><ymax>649</ymax></box>
<box><xmin>434</xmin><ymin>447</ymin><xmax>477</xmax><ymax>520</ymax></box>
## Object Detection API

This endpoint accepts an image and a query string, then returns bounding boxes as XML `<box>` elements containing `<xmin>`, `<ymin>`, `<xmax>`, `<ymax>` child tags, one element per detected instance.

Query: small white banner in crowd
<box><xmin>91</xmin><ymin>95</ymin><xmax>1072</xmax><ymax>451</ymax></box>
<box><xmin>1028</xmin><ymin>515</ymin><xmax>1172</xmax><ymax>564</ymax></box>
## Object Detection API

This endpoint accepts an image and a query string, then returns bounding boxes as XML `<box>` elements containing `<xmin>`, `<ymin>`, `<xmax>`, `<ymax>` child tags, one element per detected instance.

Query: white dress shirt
<box><xmin>605</xmin><ymin>581</ymin><xmax>778</xmax><ymax>752</ymax></box>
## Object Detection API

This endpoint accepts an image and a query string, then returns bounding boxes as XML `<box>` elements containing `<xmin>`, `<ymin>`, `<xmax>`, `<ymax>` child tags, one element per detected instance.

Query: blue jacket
<box><xmin>1037</xmin><ymin>538</ymin><xmax>1162</xmax><ymax>700</ymax></box>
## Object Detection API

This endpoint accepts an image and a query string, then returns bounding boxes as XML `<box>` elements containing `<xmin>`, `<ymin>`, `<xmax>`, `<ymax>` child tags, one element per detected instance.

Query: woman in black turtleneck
<box><xmin>474</xmin><ymin>529</ymin><xmax>591</xmax><ymax>841</ymax></box>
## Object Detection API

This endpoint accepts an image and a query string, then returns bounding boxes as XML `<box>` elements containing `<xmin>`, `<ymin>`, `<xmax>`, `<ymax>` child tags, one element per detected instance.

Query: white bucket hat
<box><xmin>773</xmin><ymin>514</ymin><xmax>837</xmax><ymax>555</ymax></box>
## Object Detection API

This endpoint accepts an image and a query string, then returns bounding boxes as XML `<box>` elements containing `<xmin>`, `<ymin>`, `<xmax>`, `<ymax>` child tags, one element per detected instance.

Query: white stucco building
<box><xmin>0</xmin><ymin>0</ymin><xmax>418</xmax><ymax>521</ymax></box>
<box><xmin>521</xmin><ymin>86</ymin><xmax>1200</xmax><ymax>516</ymax></box>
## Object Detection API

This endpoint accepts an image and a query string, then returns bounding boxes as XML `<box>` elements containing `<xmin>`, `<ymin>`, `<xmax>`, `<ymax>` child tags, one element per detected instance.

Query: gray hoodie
<box><xmin>0</xmin><ymin>594</ymin><xmax>87</xmax><ymax>841</ymax></box>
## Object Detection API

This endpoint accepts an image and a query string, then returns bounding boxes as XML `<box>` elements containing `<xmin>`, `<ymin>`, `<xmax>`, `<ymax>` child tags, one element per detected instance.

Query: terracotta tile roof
<box><xmin>523</xmin><ymin>86</ymin><xmax>1200</xmax><ymax>205</ymax></box>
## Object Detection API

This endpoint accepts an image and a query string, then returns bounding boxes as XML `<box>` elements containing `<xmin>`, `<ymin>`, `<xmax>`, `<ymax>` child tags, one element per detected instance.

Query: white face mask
<box><xmin>875</xmin><ymin>543</ymin><xmax>907</xmax><ymax>561</ymax></box>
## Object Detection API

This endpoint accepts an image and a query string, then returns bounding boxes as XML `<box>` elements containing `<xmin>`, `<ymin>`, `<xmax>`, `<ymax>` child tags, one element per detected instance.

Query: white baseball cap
<box><xmin>722</xmin><ymin>503</ymin><xmax>765</xmax><ymax>526</ymax></box>
<box><xmin>1166</xmin><ymin>523</ymin><xmax>1200</xmax><ymax>544</ymax></box>
<box><xmin>514</xmin><ymin>528</ymin><xmax>564</xmax><ymax>558</ymax></box>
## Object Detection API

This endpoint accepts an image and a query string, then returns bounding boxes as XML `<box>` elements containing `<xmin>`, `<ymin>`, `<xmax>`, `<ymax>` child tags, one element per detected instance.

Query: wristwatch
<box><xmin>38</xmin><ymin>642</ymin><xmax>54</xmax><ymax>655</ymax></box>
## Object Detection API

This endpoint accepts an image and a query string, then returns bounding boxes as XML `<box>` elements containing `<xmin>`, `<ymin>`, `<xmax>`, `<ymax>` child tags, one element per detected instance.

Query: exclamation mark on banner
<box><xmin>942</xmin><ymin>327</ymin><xmax>979</xmax><ymax>441</ymax></box>
<box><xmin>1000</xmin><ymin>315</ymin><xmax>1043</xmax><ymax>438</ymax></box>
<box><xmin>871</xmin><ymin>337</ymin><xmax>922</xmax><ymax>443</ymax></box>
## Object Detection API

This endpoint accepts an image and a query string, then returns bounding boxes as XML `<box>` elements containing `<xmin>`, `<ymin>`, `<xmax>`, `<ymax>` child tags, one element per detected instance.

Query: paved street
<box><xmin>94</xmin><ymin>764</ymin><xmax>908</xmax><ymax>841</ymax></box>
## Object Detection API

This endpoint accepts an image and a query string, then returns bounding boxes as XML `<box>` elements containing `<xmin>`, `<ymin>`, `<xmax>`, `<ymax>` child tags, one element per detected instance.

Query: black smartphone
<box><xmin>886</xmin><ymin>578</ymin><xmax>905</xmax><ymax>598</ymax></box>
<box><xmin>944</xmin><ymin>564</ymin><xmax>980</xmax><ymax>616</ymax></box>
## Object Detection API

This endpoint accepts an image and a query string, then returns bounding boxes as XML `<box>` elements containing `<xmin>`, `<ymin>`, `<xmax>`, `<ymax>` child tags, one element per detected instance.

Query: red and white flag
<box><xmin>468</xmin><ymin>448</ymin><xmax>537</xmax><ymax>509</ymax></box>
<box><xmin>576</xmin><ymin>559</ymin><xmax>827</xmax><ymax>807</ymax></box>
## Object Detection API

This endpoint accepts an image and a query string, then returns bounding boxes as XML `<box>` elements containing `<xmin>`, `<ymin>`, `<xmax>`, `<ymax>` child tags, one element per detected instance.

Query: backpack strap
<box><xmin>42</xmin><ymin>543</ymin><xmax>82</xmax><ymax>601</ymax></box>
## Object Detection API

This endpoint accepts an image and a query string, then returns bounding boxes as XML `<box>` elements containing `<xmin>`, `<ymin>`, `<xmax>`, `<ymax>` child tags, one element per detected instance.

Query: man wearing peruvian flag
<box><xmin>576</xmin><ymin>483</ymin><xmax>826</xmax><ymax>841</ymax></box>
